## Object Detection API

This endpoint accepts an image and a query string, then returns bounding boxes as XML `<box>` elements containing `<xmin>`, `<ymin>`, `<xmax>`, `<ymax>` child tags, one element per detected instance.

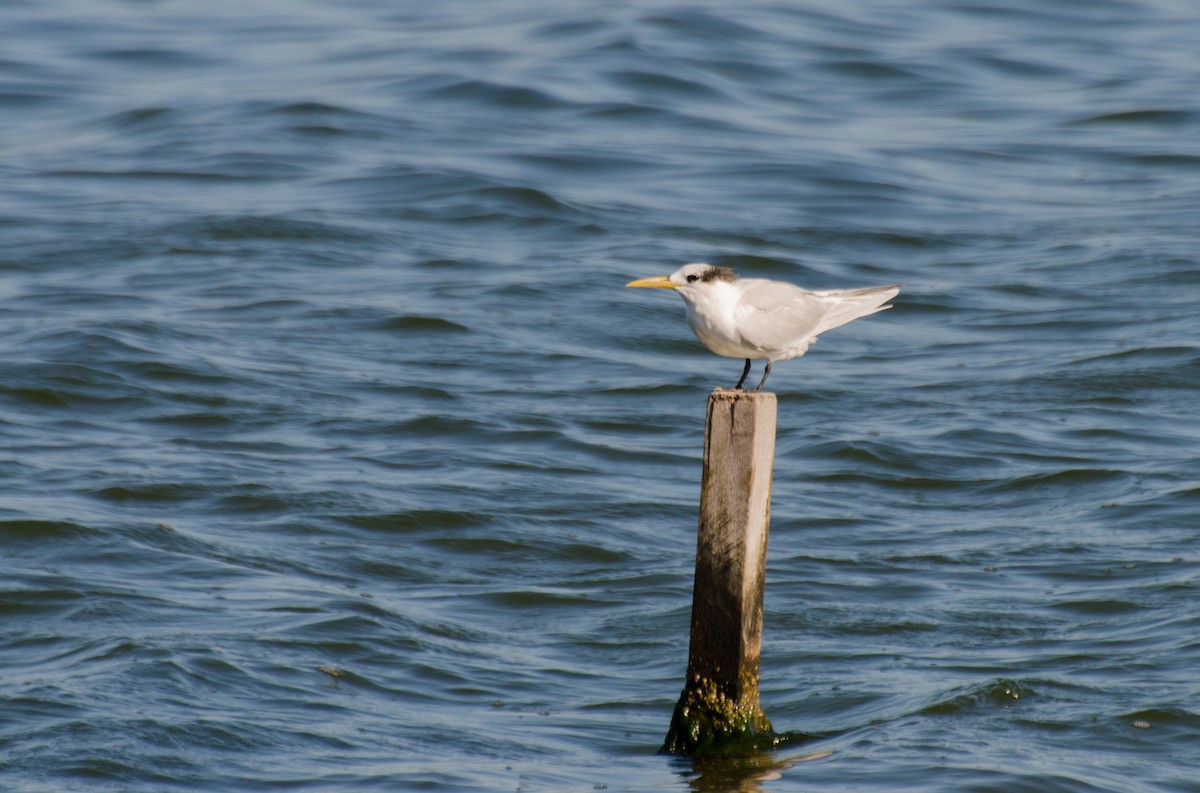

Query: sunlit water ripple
<box><xmin>2</xmin><ymin>1</ymin><xmax>1198</xmax><ymax>791</ymax></box>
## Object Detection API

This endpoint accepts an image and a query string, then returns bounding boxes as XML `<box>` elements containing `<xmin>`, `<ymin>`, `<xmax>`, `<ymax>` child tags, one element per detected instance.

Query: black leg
<box><xmin>734</xmin><ymin>358</ymin><xmax>752</xmax><ymax>389</ymax></box>
<box><xmin>753</xmin><ymin>361</ymin><xmax>772</xmax><ymax>391</ymax></box>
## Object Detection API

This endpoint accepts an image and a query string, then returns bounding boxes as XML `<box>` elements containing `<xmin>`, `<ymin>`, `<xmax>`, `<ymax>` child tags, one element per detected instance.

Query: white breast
<box><xmin>680</xmin><ymin>282</ymin><xmax>763</xmax><ymax>359</ymax></box>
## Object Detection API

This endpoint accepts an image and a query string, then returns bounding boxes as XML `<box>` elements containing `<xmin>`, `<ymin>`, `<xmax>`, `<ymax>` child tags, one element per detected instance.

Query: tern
<box><xmin>626</xmin><ymin>263</ymin><xmax>899</xmax><ymax>391</ymax></box>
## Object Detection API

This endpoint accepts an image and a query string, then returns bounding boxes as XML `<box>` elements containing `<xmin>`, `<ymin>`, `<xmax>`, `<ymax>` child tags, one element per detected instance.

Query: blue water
<box><xmin>2</xmin><ymin>1</ymin><xmax>1199</xmax><ymax>791</ymax></box>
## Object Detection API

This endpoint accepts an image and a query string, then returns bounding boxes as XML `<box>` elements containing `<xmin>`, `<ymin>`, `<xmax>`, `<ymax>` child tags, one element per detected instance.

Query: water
<box><xmin>2</xmin><ymin>0</ymin><xmax>1198</xmax><ymax>790</ymax></box>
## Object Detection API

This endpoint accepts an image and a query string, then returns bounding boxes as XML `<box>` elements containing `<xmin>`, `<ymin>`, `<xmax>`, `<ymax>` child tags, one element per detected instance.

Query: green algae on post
<box><xmin>663</xmin><ymin>673</ymin><xmax>775</xmax><ymax>755</ymax></box>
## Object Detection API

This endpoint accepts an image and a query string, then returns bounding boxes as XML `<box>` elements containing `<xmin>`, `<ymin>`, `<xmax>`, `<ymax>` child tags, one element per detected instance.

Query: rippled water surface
<box><xmin>3</xmin><ymin>1</ymin><xmax>1199</xmax><ymax>791</ymax></box>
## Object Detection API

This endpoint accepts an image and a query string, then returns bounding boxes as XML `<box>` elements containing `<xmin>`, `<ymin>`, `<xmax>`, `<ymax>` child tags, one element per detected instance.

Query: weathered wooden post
<box><xmin>663</xmin><ymin>388</ymin><xmax>777</xmax><ymax>754</ymax></box>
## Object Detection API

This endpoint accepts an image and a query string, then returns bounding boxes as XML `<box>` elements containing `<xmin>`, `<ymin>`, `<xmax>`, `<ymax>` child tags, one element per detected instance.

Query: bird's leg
<box><xmin>734</xmin><ymin>358</ymin><xmax>752</xmax><ymax>390</ymax></box>
<box><xmin>753</xmin><ymin>361</ymin><xmax>772</xmax><ymax>391</ymax></box>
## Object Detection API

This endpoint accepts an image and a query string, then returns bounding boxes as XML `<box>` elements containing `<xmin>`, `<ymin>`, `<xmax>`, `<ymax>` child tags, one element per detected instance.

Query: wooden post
<box><xmin>663</xmin><ymin>388</ymin><xmax>777</xmax><ymax>754</ymax></box>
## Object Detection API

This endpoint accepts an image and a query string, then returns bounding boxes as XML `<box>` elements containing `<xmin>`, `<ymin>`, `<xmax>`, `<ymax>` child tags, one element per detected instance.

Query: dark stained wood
<box><xmin>663</xmin><ymin>388</ymin><xmax>777</xmax><ymax>753</ymax></box>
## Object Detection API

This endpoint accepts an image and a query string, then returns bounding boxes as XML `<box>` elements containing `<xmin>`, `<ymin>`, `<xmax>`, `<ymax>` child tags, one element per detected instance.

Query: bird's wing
<box><xmin>732</xmin><ymin>280</ymin><xmax>828</xmax><ymax>352</ymax></box>
<box><xmin>734</xmin><ymin>280</ymin><xmax>900</xmax><ymax>354</ymax></box>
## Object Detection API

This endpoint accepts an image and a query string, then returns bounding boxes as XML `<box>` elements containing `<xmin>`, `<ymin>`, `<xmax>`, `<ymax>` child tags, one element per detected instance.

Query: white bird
<box><xmin>626</xmin><ymin>263</ymin><xmax>900</xmax><ymax>391</ymax></box>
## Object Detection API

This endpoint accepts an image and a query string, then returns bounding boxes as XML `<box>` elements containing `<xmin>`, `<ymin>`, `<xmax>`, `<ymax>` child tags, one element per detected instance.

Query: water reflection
<box><xmin>679</xmin><ymin>737</ymin><xmax>833</xmax><ymax>793</ymax></box>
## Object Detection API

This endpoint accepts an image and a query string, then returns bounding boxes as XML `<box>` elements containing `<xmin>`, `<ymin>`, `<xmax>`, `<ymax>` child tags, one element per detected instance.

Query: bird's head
<box><xmin>626</xmin><ymin>263</ymin><xmax>737</xmax><ymax>291</ymax></box>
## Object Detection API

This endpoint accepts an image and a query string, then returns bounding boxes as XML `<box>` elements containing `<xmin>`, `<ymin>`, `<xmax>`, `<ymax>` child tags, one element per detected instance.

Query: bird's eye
<box><xmin>686</xmin><ymin>274</ymin><xmax>699</xmax><ymax>283</ymax></box>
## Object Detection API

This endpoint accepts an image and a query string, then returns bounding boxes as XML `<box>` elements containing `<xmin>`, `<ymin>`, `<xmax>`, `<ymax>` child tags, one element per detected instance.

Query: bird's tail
<box><xmin>812</xmin><ymin>284</ymin><xmax>901</xmax><ymax>336</ymax></box>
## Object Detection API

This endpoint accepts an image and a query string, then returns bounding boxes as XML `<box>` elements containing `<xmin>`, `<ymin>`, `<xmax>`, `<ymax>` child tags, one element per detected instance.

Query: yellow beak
<box><xmin>625</xmin><ymin>275</ymin><xmax>676</xmax><ymax>289</ymax></box>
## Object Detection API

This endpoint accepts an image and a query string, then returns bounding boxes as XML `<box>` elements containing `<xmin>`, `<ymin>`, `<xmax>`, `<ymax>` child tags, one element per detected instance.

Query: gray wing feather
<box><xmin>734</xmin><ymin>279</ymin><xmax>899</xmax><ymax>353</ymax></box>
